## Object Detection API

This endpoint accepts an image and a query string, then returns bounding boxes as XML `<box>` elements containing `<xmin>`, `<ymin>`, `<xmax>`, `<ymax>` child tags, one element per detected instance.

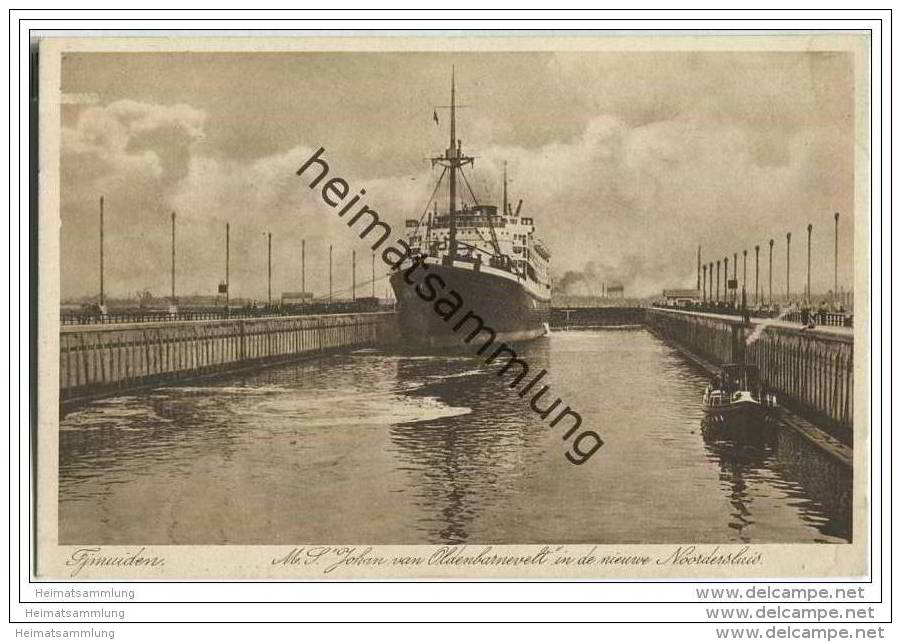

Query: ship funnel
<box><xmin>514</xmin><ymin>199</ymin><xmax>523</xmax><ymax>216</ymax></box>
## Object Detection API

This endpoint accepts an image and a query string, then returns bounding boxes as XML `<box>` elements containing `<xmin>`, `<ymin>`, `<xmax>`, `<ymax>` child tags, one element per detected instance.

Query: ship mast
<box><xmin>448</xmin><ymin>68</ymin><xmax>458</xmax><ymax>261</ymax></box>
<box><xmin>432</xmin><ymin>66</ymin><xmax>473</xmax><ymax>265</ymax></box>
<box><xmin>503</xmin><ymin>161</ymin><xmax>508</xmax><ymax>216</ymax></box>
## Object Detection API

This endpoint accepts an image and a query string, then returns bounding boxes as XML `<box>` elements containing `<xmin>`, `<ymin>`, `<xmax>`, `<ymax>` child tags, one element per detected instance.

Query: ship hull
<box><xmin>702</xmin><ymin>399</ymin><xmax>770</xmax><ymax>442</ymax></box>
<box><xmin>389</xmin><ymin>262</ymin><xmax>550</xmax><ymax>350</ymax></box>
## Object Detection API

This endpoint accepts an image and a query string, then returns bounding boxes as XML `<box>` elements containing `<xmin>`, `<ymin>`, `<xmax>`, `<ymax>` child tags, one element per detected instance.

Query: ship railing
<box><xmin>705</xmin><ymin>385</ymin><xmax>776</xmax><ymax>408</ymax></box>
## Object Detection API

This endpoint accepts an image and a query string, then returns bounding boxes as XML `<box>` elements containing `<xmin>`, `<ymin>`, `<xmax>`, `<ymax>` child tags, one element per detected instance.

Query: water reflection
<box><xmin>60</xmin><ymin>393</ymin><xmax>243</xmax><ymax>499</ymax></box>
<box><xmin>387</xmin><ymin>343</ymin><xmax>551</xmax><ymax>542</ymax></box>
<box><xmin>701</xmin><ymin>432</ymin><xmax>777</xmax><ymax>542</ymax></box>
<box><xmin>701</xmin><ymin>424</ymin><xmax>849</xmax><ymax>543</ymax></box>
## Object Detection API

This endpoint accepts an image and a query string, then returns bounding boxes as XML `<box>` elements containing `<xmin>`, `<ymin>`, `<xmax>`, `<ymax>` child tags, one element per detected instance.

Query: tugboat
<box><xmin>702</xmin><ymin>364</ymin><xmax>777</xmax><ymax>440</ymax></box>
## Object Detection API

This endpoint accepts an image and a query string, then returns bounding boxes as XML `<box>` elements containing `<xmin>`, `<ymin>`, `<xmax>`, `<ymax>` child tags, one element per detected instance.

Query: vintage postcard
<box><xmin>35</xmin><ymin>32</ymin><xmax>871</xmax><ymax>579</ymax></box>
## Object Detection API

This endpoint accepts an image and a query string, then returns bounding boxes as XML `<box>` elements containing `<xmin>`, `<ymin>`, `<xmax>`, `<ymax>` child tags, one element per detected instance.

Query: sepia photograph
<box><xmin>34</xmin><ymin>32</ymin><xmax>871</xmax><ymax>579</ymax></box>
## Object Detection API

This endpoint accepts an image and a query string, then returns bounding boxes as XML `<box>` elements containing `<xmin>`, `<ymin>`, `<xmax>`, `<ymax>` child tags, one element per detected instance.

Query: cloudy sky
<box><xmin>59</xmin><ymin>49</ymin><xmax>856</xmax><ymax>300</ymax></box>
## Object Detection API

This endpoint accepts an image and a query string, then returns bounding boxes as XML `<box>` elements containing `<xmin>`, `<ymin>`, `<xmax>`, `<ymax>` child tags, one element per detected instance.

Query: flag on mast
<box><xmin>433</xmin><ymin>110</ymin><xmax>439</xmax><ymax>125</ymax></box>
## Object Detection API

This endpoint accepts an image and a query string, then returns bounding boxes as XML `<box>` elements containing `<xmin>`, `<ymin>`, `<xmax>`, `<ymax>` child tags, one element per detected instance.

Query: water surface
<box><xmin>59</xmin><ymin>329</ymin><xmax>849</xmax><ymax>544</ymax></box>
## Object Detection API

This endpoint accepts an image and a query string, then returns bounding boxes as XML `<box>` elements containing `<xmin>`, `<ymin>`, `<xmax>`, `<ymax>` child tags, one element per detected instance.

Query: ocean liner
<box><xmin>389</xmin><ymin>70</ymin><xmax>552</xmax><ymax>349</ymax></box>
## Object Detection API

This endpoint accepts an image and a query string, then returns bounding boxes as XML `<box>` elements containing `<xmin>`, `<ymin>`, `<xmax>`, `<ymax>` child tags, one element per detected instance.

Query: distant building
<box><xmin>281</xmin><ymin>291</ymin><xmax>314</xmax><ymax>305</ymax></box>
<box><xmin>662</xmin><ymin>288</ymin><xmax>701</xmax><ymax>306</ymax></box>
<box><xmin>606</xmin><ymin>283</ymin><xmax>624</xmax><ymax>298</ymax></box>
<box><xmin>173</xmin><ymin>294</ymin><xmax>222</xmax><ymax>306</ymax></box>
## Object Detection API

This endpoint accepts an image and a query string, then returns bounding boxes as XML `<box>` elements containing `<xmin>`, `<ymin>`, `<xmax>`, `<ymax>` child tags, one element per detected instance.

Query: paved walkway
<box><xmin>652</xmin><ymin>307</ymin><xmax>853</xmax><ymax>339</ymax></box>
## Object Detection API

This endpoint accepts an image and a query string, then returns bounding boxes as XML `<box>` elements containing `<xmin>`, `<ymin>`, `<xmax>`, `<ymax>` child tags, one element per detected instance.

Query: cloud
<box><xmin>483</xmin><ymin>104</ymin><xmax>851</xmax><ymax>296</ymax></box>
<box><xmin>60</xmin><ymin>92</ymin><xmax>99</xmax><ymax>105</ymax></box>
<box><xmin>62</xmin><ymin>100</ymin><xmax>205</xmax><ymax>184</ymax></box>
<box><xmin>60</xmin><ymin>100</ymin><xmax>207</xmax><ymax>300</ymax></box>
<box><xmin>60</xmin><ymin>82</ymin><xmax>855</xmax><ymax>301</ymax></box>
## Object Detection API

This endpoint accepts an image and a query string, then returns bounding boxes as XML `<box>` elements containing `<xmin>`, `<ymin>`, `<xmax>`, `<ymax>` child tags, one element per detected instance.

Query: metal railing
<box><xmin>652</xmin><ymin>302</ymin><xmax>853</xmax><ymax>327</ymax></box>
<box><xmin>61</xmin><ymin>301</ymin><xmax>396</xmax><ymax>326</ymax></box>
<box><xmin>781</xmin><ymin>311</ymin><xmax>852</xmax><ymax>327</ymax></box>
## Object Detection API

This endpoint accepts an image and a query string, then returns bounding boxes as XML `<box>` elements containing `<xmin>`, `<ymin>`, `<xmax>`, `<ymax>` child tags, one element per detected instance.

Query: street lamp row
<box><xmin>95</xmin><ymin>197</ymin><xmax>374</xmax><ymax>308</ymax></box>
<box><xmin>697</xmin><ymin>212</ymin><xmax>842</xmax><ymax>308</ymax></box>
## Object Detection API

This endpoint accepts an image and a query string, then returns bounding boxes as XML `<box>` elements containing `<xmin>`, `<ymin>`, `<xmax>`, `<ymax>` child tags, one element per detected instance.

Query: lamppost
<box><xmin>732</xmin><ymin>252</ymin><xmax>738</xmax><ymax>305</ymax></box>
<box><xmin>768</xmin><ymin>239</ymin><xmax>774</xmax><ymax>305</ymax></box>
<box><xmin>742</xmin><ymin>249</ymin><xmax>747</xmax><ymax>289</ymax></box>
<box><xmin>225</xmin><ymin>222</ymin><xmax>230</xmax><ymax>312</ymax></box>
<box><xmin>724</xmin><ymin>256</ymin><xmax>729</xmax><ymax>304</ymax></box>
<box><xmin>329</xmin><ymin>244</ymin><xmax>333</xmax><ymax>304</ymax></box>
<box><xmin>785</xmin><ymin>232</ymin><xmax>792</xmax><ymax>304</ymax></box>
<box><xmin>267</xmin><ymin>232</ymin><xmax>272</xmax><ymax>306</ymax></box>
<box><xmin>702</xmin><ymin>264</ymin><xmax>708</xmax><ymax>302</ymax></box>
<box><xmin>754</xmin><ymin>245</ymin><xmax>760</xmax><ymax>307</ymax></box>
<box><xmin>833</xmin><ymin>212</ymin><xmax>840</xmax><ymax>305</ymax></box>
<box><xmin>709</xmin><ymin>262</ymin><xmax>714</xmax><ymax>301</ymax></box>
<box><xmin>716</xmin><ymin>260</ymin><xmax>721</xmax><ymax>302</ymax></box>
<box><xmin>806</xmin><ymin>223</ymin><xmax>813</xmax><ymax>303</ymax></box>
<box><xmin>171</xmin><ymin>212</ymin><xmax>177</xmax><ymax>307</ymax></box>
<box><xmin>697</xmin><ymin>245</ymin><xmax>701</xmax><ymax>291</ymax></box>
<box><xmin>99</xmin><ymin>196</ymin><xmax>105</xmax><ymax>309</ymax></box>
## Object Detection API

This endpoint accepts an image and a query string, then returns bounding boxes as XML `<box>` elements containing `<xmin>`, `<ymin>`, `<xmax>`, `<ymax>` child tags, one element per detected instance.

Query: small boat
<box><xmin>702</xmin><ymin>364</ymin><xmax>776</xmax><ymax>439</ymax></box>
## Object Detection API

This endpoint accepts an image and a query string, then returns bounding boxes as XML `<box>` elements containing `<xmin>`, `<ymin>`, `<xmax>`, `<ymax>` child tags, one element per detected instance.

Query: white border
<box><xmin>9</xmin><ymin>9</ymin><xmax>890</xmax><ymax>633</ymax></box>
